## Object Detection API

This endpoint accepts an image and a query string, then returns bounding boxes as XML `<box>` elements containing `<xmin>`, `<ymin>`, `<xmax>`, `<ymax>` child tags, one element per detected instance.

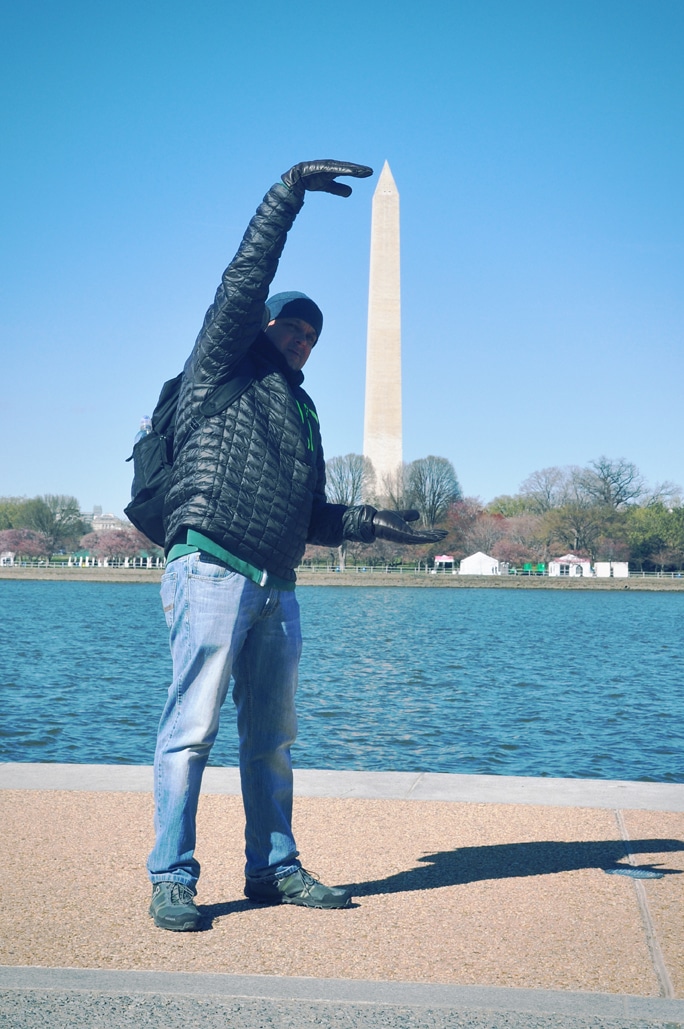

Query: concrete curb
<box><xmin>2</xmin><ymin>966</ymin><xmax>684</xmax><ymax>1022</ymax></box>
<box><xmin>1</xmin><ymin>763</ymin><xmax>682</xmax><ymax>811</ymax></box>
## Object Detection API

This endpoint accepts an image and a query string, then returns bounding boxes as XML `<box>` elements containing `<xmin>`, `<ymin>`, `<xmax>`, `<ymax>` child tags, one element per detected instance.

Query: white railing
<box><xmin>297</xmin><ymin>565</ymin><xmax>684</xmax><ymax>579</ymax></box>
<box><xmin>3</xmin><ymin>559</ymin><xmax>683</xmax><ymax>580</ymax></box>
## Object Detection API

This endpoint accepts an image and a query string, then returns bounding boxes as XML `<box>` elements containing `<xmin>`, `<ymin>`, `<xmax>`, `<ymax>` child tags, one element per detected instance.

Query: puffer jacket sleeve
<box><xmin>306</xmin><ymin>445</ymin><xmax>377</xmax><ymax>546</ymax></box>
<box><xmin>184</xmin><ymin>182</ymin><xmax>305</xmax><ymax>388</ymax></box>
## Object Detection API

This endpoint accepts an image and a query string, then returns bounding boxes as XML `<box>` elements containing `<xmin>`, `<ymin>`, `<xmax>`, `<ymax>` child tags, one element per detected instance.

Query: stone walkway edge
<box><xmin>1</xmin><ymin>762</ymin><xmax>682</xmax><ymax>811</ymax></box>
<box><xmin>2</xmin><ymin>965</ymin><xmax>684</xmax><ymax>1022</ymax></box>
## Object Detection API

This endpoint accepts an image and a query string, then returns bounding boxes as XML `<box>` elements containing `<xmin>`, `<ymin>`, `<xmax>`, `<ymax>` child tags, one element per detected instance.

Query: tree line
<box><xmin>3</xmin><ymin>453</ymin><xmax>683</xmax><ymax>572</ymax></box>
<box><xmin>306</xmin><ymin>454</ymin><xmax>684</xmax><ymax>572</ymax></box>
<box><xmin>0</xmin><ymin>495</ymin><xmax>159</xmax><ymax>561</ymax></box>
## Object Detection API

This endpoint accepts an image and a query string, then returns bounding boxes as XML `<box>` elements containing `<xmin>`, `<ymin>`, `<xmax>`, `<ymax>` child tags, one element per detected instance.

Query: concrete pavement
<box><xmin>1</xmin><ymin>764</ymin><xmax>683</xmax><ymax>1028</ymax></box>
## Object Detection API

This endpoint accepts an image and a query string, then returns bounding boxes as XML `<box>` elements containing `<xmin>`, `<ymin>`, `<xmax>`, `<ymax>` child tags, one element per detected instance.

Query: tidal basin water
<box><xmin>1</xmin><ymin>581</ymin><xmax>682</xmax><ymax>782</ymax></box>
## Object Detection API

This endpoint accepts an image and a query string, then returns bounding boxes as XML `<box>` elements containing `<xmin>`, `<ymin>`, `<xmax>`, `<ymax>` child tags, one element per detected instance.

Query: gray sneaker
<box><xmin>245</xmin><ymin>868</ymin><xmax>352</xmax><ymax>909</ymax></box>
<box><xmin>149</xmin><ymin>881</ymin><xmax>201</xmax><ymax>931</ymax></box>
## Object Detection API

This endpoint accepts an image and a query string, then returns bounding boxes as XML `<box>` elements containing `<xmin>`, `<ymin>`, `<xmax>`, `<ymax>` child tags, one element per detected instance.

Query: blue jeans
<box><xmin>147</xmin><ymin>552</ymin><xmax>303</xmax><ymax>891</ymax></box>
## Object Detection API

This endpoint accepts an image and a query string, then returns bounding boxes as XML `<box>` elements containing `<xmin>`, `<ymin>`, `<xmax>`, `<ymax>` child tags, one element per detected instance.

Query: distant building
<box><xmin>459</xmin><ymin>551</ymin><xmax>500</xmax><ymax>575</ymax></box>
<box><xmin>89</xmin><ymin>508</ymin><xmax>127</xmax><ymax>532</ymax></box>
<box><xmin>432</xmin><ymin>554</ymin><xmax>456</xmax><ymax>574</ymax></box>
<box><xmin>1</xmin><ymin>551</ymin><xmax>14</xmax><ymax>566</ymax></box>
<box><xmin>548</xmin><ymin>554</ymin><xmax>592</xmax><ymax>577</ymax></box>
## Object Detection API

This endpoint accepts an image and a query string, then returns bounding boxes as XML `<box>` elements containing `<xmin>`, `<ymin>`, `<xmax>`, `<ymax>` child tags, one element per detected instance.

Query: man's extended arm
<box><xmin>309</xmin><ymin>502</ymin><xmax>448</xmax><ymax>547</ymax></box>
<box><xmin>308</xmin><ymin>448</ymin><xmax>447</xmax><ymax>548</ymax></box>
<box><xmin>186</xmin><ymin>161</ymin><xmax>372</xmax><ymax>386</ymax></box>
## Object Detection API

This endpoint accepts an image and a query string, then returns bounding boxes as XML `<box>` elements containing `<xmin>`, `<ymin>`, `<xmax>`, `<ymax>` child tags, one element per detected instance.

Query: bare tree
<box><xmin>380</xmin><ymin>463</ymin><xmax>413</xmax><ymax>510</ymax></box>
<box><xmin>325</xmin><ymin>454</ymin><xmax>375</xmax><ymax>506</ymax></box>
<box><xmin>325</xmin><ymin>454</ymin><xmax>375</xmax><ymax>571</ymax></box>
<box><xmin>578</xmin><ymin>456</ymin><xmax>646</xmax><ymax>509</ymax></box>
<box><xmin>645</xmin><ymin>480</ymin><xmax>682</xmax><ymax>508</ymax></box>
<box><xmin>407</xmin><ymin>456</ymin><xmax>461</xmax><ymax>527</ymax></box>
<box><xmin>519</xmin><ymin>466</ymin><xmax>572</xmax><ymax>512</ymax></box>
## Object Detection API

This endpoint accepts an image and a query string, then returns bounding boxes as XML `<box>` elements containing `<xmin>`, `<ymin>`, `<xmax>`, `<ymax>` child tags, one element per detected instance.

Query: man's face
<box><xmin>265</xmin><ymin>317</ymin><xmax>317</xmax><ymax>371</ymax></box>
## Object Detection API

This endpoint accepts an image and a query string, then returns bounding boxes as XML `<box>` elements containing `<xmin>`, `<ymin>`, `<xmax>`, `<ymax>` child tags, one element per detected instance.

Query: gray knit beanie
<box><xmin>265</xmin><ymin>291</ymin><xmax>323</xmax><ymax>343</ymax></box>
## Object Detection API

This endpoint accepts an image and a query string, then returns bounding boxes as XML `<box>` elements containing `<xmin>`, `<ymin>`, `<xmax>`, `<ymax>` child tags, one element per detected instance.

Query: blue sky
<box><xmin>2</xmin><ymin>0</ymin><xmax>682</xmax><ymax>515</ymax></box>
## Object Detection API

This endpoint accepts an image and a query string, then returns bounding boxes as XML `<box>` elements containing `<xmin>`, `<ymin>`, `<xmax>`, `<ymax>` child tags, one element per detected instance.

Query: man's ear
<box><xmin>261</xmin><ymin>305</ymin><xmax>271</xmax><ymax>330</ymax></box>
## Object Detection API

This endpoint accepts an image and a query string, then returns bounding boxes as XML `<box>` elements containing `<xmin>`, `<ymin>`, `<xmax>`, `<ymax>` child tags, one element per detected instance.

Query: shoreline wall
<box><xmin>1</xmin><ymin>567</ymin><xmax>683</xmax><ymax>591</ymax></box>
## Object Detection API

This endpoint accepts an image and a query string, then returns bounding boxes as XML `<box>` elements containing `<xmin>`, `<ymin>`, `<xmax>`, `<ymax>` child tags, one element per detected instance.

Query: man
<box><xmin>147</xmin><ymin>160</ymin><xmax>446</xmax><ymax>931</ymax></box>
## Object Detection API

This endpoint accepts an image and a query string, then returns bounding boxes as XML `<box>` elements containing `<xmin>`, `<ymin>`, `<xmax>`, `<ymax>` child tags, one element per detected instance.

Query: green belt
<box><xmin>166</xmin><ymin>530</ymin><xmax>296</xmax><ymax>591</ymax></box>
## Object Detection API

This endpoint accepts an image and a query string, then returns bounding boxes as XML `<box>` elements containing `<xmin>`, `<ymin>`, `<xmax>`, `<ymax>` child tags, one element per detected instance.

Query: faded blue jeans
<box><xmin>147</xmin><ymin>552</ymin><xmax>303</xmax><ymax>891</ymax></box>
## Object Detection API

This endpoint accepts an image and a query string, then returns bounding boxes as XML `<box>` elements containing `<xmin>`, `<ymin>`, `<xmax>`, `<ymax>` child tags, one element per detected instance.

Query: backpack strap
<box><xmin>200</xmin><ymin>360</ymin><xmax>256</xmax><ymax>417</ymax></box>
<box><xmin>176</xmin><ymin>356</ymin><xmax>256</xmax><ymax>454</ymax></box>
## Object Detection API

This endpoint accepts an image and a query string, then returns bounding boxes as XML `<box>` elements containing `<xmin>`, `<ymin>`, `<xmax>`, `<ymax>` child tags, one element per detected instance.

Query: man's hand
<box><xmin>372</xmin><ymin>510</ymin><xmax>448</xmax><ymax>545</ymax></box>
<box><xmin>394</xmin><ymin>509</ymin><xmax>420</xmax><ymax>523</ymax></box>
<box><xmin>282</xmin><ymin>160</ymin><xmax>373</xmax><ymax>198</ymax></box>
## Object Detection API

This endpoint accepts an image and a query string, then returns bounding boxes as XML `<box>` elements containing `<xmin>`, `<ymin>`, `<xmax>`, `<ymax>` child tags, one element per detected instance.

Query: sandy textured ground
<box><xmin>1</xmin><ymin>790</ymin><xmax>682</xmax><ymax>997</ymax></box>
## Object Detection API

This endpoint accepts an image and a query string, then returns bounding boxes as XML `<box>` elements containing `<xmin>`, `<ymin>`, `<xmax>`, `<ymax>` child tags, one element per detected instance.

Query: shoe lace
<box><xmin>167</xmin><ymin>882</ymin><xmax>194</xmax><ymax>905</ymax></box>
<box><xmin>299</xmin><ymin>868</ymin><xmax>321</xmax><ymax>886</ymax></box>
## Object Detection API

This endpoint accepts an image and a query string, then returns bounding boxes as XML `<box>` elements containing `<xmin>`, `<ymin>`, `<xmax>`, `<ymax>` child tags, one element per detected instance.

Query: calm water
<box><xmin>1</xmin><ymin>581</ymin><xmax>682</xmax><ymax>782</ymax></box>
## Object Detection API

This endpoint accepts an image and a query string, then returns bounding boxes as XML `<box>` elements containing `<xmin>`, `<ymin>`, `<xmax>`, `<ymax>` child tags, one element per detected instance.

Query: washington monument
<box><xmin>363</xmin><ymin>161</ymin><xmax>402</xmax><ymax>496</ymax></box>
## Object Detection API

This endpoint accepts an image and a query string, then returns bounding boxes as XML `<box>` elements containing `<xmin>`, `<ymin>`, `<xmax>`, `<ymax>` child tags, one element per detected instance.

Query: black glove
<box><xmin>372</xmin><ymin>510</ymin><xmax>448</xmax><ymax>545</ymax></box>
<box><xmin>395</xmin><ymin>509</ymin><xmax>420</xmax><ymax>523</ymax></box>
<box><xmin>282</xmin><ymin>160</ymin><xmax>373</xmax><ymax>198</ymax></box>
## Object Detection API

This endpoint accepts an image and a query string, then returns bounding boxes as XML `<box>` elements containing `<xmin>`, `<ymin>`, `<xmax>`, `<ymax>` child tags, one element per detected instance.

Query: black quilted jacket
<box><xmin>163</xmin><ymin>179</ymin><xmax>375</xmax><ymax>582</ymax></box>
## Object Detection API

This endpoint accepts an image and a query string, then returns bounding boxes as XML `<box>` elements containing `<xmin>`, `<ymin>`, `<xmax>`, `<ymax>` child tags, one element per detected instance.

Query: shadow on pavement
<box><xmin>348</xmin><ymin>838</ymin><xmax>684</xmax><ymax>896</ymax></box>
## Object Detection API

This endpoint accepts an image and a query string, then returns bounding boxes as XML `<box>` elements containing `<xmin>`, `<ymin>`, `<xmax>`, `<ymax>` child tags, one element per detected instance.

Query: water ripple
<box><xmin>0</xmin><ymin>582</ymin><xmax>682</xmax><ymax>781</ymax></box>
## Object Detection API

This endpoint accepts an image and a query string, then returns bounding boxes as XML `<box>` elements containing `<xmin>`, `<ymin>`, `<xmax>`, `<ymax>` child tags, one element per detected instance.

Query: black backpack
<box><xmin>124</xmin><ymin>359</ymin><xmax>255</xmax><ymax>546</ymax></box>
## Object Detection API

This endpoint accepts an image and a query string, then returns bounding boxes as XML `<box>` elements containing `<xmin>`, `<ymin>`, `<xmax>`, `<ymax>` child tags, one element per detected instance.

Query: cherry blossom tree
<box><xmin>80</xmin><ymin>528</ymin><xmax>147</xmax><ymax>562</ymax></box>
<box><xmin>0</xmin><ymin>528</ymin><xmax>50</xmax><ymax>559</ymax></box>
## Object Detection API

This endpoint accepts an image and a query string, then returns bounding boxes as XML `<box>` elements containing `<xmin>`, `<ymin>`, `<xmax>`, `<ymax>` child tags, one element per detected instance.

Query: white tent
<box><xmin>594</xmin><ymin>561</ymin><xmax>629</xmax><ymax>578</ymax></box>
<box><xmin>459</xmin><ymin>551</ymin><xmax>500</xmax><ymax>575</ymax></box>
